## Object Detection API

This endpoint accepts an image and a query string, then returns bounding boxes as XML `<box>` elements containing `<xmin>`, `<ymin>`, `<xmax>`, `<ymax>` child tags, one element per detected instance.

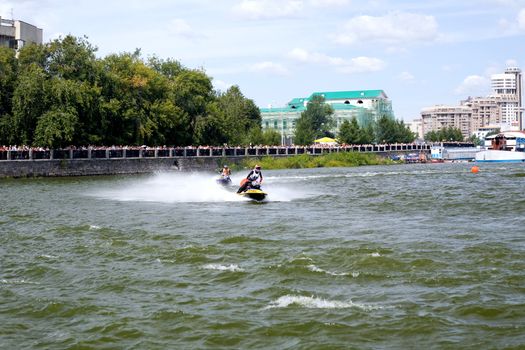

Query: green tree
<box><xmin>0</xmin><ymin>47</ymin><xmax>17</xmax><ymax>117</ymax></box>
<box><xmin>338</xmin><ymin>118</ymin><xmax>361</xmax><ymax>144</ymax></box>
<box><xmin>245</xmin><ymin>126</ymin><xmax>264</xmax><ymax>145</ymax></box>
<box><xmin>99</xmin><ymin>51</ymin><xmax>165</xmax><ymax>145</ymax></box>
<box><xmin>16</xmin><ymin>43</ymin><xmax>48</xmax><ymax>69</ymax></box>
<box><xmin>11</xmin><ymin>64</ymin><xmax>48</xmax><ymax>145</ymax></box>
<box><xmin>0</xmin><ymin>35</ymin><xmax>260</xmax><ymax>147</ymax></box>
<box><xmin>262</xmin><ymin>129</ymin><xmax>282</xmax><ymax>145</ymax></box>
<box><xmin>294</xmin><ymin>95</ymin><xmax>334</xmax><ymax>145</ymax></box>
<box><xmin>359</xmin><ymin>123</ymin><xmax>376</xmax><ymax>144</ymax></box>
<box><xmin>172</xmin><ymin>69</ymin><xmax>214</xmax><ymax>144</ymax></box>
<box><xmin>46</xmin><ymin>35</ymin><xmax>98</xmax><ymax>83</ymax></box>
<box><xmin>216</xmin><ymin>85</ymin><xmax>261</xmax><ymax>145</ymax></box>
<box><xmin>442</xmin><ymin>126</ymin><xmax>464</xmax><ymax>141</ymax></box>
<box><xmin>376</xmin><ymin>115</ymin><xmax>415</xmax><ymax>143</ymax></box>
<box><xmin>34</xmin><ymin>108</ymin><xmax>78</xmax><ymax>148</ymax></box>
<box><xmin>294</xmin><ymin>114</ymin><xmax>316</xmax><ymax>145</ymax></box>
<box><xmin>425</xmin><ymin>130</ymin><xmax>438</xmax><ymax>142</ymax></box>
<box><xmin>148</xmin><ymin>56</ymin><xmax>184</xmax><ymax>79</ymax></box>
<box><xmin>396</xmin><ymin>120</ymin><xmax>416</xmax><ymax>143</ymax></box>
<box><xmin>375</xmin><ymin>115</ymin><xmax>397</xmax><ymax>143</ymax></box>
<box><xmin>467</xmin><ymin>134</ymin><xmax>482</xmax><ymax>146</ymax></box>
<box><xmin>194</xmin><ymin>102</ymin><xmax>228</xmax><ymax>145</ymax></box>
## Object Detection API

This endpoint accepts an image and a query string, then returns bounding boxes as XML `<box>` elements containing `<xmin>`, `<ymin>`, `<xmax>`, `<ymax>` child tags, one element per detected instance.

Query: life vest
<box><xmin>248</xmin><ymin>170</ymin><xmax>260</xmax><ymax>182</ymax></box>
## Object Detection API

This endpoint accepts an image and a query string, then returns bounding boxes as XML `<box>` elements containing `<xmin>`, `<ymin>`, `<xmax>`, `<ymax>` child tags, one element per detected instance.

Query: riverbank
<box><xmin>0</xmin><ymin>145</ymin><xmax>419</xmax><ymax>178</ymax></box>
<box><xmin>240</xmin><ymin>152</ymin><xmax>396</xmax><ymax>170</ymax></box>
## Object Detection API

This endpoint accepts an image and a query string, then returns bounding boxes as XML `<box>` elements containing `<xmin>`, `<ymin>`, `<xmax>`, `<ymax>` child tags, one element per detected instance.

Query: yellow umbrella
<box><xmin>314</xmin><ymin>137</ymin><xmax>337</xmax><ymax>143</ymax></box>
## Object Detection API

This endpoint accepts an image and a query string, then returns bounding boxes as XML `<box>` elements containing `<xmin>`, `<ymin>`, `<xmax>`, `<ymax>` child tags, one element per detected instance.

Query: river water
<box><xmin>1</xmin><ymin>163</ymin><xmax>525</xmax><ymax>349</ymax></box>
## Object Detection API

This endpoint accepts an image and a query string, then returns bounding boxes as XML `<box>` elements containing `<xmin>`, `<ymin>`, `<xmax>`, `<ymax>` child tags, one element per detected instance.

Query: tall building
<box><xmin>420</xmin><ymin>105</ymin><xmax>473</xmax><ymax>139</ymax></box>
<box><xmin>460</xmin><ymin>95</ymin><xmax>502</xmax><ymax>132</ymax></box>
<box><xmin>491</xmin><ymin>67</ymin><xmax>522</xmax><ymax>129</ymax></box>
<box><xmin>0</xmin><ymin>17</ymin><xmax>42</xmax><ymax>51</ymax></box>
<box><xmin>260</xmin><ymin>90</ymin><xmax>393</xmax><ymax>144</ymax></box>
<box><xmin>420</xmin><ymin>67</ymin><xmax>523</xmax><ymax>140</ymax></box>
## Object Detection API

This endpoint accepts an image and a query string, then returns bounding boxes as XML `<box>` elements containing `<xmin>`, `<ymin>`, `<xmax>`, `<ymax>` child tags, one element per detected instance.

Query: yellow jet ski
<box><xmin>239</xmin><ymin>188</ymin><xmax>267</xmax><ymax>201</ymax></box>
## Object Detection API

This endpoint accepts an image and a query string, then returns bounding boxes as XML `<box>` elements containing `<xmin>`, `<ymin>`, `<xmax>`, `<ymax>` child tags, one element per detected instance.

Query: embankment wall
<box><xmin>0</xmin><ymin>157</ymin><xmax>244</xmax><ymax>178</ymax></box>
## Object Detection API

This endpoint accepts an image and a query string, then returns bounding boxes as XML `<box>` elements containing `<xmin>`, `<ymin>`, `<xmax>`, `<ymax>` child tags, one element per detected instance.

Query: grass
<box><xmin>239</xmin><ymin>152</ymin><xmax>395</xmax><ymax>170</ymax></box>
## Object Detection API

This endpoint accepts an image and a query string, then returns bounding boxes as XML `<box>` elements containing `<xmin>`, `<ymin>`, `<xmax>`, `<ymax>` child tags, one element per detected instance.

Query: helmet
<box><xmin>223</xmin><ymin>165</ymin><xmax>228</xmax><ymax>168</ymax></box>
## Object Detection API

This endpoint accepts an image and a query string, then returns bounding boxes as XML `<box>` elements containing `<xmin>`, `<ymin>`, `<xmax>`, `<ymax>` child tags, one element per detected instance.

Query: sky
<box><xmin>2</xmin><ymin>0</ymin><xmax>525</xmax><ymax>121</ymax></box>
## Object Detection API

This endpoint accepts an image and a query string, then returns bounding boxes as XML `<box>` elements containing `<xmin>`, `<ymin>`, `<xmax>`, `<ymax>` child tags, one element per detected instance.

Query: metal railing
<box><xmin>0</xmin><ymin>144</ymin><xmax>431</xmax><ymax>161</ymax></box>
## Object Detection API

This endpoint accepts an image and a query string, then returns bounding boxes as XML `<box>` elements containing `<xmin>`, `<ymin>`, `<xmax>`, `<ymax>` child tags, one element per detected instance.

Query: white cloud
<box><xmin>213</xmin><ymin>79</ymin><xmax>233</xmax><ymax>92</ymax></box>
<box><xmin>454</xmin><ymin>75</ymin><xmax>490</xmax><ymax>95</ymax></box>
<box><xmin>518</xmin><ymin>8</ymin><xmax>525</xmax><ymax>30</ymax></box>
<box><xmin>232</xmin><ymin>0</ymin><xmax>303</xmax><ymax>20</ymax></box>
<box><xmin>250</xmin><ymin>61</ymin><xmax>289</xmax><ymax>75</ymax></box>
<box><xmin>288</xmin><ymin>48</ymin><xmax>386</xmax><ymax>73</ymax></box>
<box><xmin>309</xmin><ymin>0</ymin><xmax>351</xmax><ymax>7</ymax></box>
<box><xmin>167</xmin><ymin>19</ymin><xmax>194</xmax><ymax>37</ymax></box>
<box><xmin>338</xmin><ymin>56</ymin><xmax>386</xmax><ymax>73</ymax></box>
<box><xmin>333</xmin><ymin>11</ymin><xmax>439</xmax><ymax>45</ymax></box>
<box><xmin>398</xmin><ymin>71</ymin><xmax>415</xmax><ymax>81</ymax></box>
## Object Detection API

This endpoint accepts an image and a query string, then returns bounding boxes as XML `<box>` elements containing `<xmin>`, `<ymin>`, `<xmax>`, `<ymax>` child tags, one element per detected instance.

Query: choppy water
<box><xmin>1</xmin><ymin>163</ymin><xmax>525</xmax><ymax>349</ymax></box>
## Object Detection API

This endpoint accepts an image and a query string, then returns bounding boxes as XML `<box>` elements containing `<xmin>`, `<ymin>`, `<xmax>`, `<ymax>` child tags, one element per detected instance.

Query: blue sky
<box><xmin>2</xmin><ymin>0</ymin><xmax>525</xmax><ymax>121</ymax></box>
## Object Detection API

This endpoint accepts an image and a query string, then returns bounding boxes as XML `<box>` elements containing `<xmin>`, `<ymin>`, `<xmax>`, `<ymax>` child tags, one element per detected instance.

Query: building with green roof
<box><xmin>260</xmin><ymin>90</ymin><xmax>394</xmax><ymax>144</ymax></box>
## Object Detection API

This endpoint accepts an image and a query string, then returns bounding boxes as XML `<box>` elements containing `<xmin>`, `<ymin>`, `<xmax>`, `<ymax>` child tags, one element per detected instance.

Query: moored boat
<box><xmin>475</xmin><ymin>131</ymin><xmax>525</xmax><ymax>162</ymax></box>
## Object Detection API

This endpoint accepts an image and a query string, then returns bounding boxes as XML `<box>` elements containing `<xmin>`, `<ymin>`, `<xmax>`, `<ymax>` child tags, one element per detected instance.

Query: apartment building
<box><xmin>421</xmin><ymin>67</ymin><xmax>523</xmax><ymax>139</ymax></box>
<box><xmin>0</xmin><ymin>17</ymin><xmax>42</xmax><ymax>50</ymax></box>
<box><xmin>420</xmin><ymin>105</ymin><xmax>473</xmax><ymax>139</ymax></box>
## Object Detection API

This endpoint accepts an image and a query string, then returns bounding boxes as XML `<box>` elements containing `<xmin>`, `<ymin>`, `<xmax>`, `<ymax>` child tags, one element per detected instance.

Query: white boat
<box><xmin>430</xmin><ymin>142</ymin><xmax>478</xmax><ymax>162</ymax></box>
<box><xmin>475</xmin><ymin>131</ymin><xmax>525</xmax><ymax>162</ymax></box>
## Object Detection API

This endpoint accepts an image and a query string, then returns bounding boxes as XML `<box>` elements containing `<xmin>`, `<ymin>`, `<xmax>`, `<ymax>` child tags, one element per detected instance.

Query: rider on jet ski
<box><xmin>237</xmin><ymin>165</ymin><xmax>263</xmax><ymax>193</ymax></box>
<box><xmin>220</xmin><ymin>165</ymin><xmax>231</xmax><ymax>178</ymax></box>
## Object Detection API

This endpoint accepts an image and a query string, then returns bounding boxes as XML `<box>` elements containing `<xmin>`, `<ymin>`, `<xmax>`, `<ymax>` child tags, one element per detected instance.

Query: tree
<box><xmin>468</xmin><ymin>134</ymin><xmax>483</xmax><ymax>146</ymax></box>
<box><xmin>338</xmin><ymin>118</ymin><xmax>361</xmax><ymax>144</ymax></box>
<box><xmin>172</xmin><ymin>69</ymin><xmax>214</xmax><ymax>144</ymax></box>
<box><xmin>194</xmin><ymin>102</ymin><xmax>228</xmax><ymax>145</ymax></box>
<box><xmin>261</xmin><ymin>129</ymin><xmax>282</xmax><ymax>145</ymax></box>
<box><xmin>216</xmin><ymin>85</ymin><xmax>261</xmax><ymax>145</ymax></box>
<box><xmin>294</xmin><ymin>95</ymin><xmax>334</xmax><ymax>145</ymax></box>
<box><xmin>396</xmin><ymin>120</ymin><xmax>416</xmax><ymax>143</ymax></box>
<box><xmin>11</xmin><ymin>64</ymin><xmax>48</xmax><ymax>145</ymax></box>
<box><xmin>375</xmin><ymin>115</ymin><xmax>397</xmax><ymax>143</ymax></box>
<box><xmin>46</xmin><ymin>35</ymin><xmax>98</xmax><ymax>83</ymax></box>
<box><xmin>0</xmin><ymin>47</ymin><xmax>17</xmax><ymax>116</ymax></box>
<box><xmin>0</xmin><ymin>35</ymin><xmax>260</xmax><ymax>147</ymax></box>
<box><xmin>359</xmin><ymin>123</ymin><xmax>376</xmax><ymax>144</ymax></box>
<box><xmin>376</xmin><ymin>115</ymin><xmax>415</xmax><ymax>144</ymax></box>
<box><xmin>294</xmin><ymin>114</ymin><xmax>316</xmax><ymax>145</ymax></box>
<box><xmin>34</xmin><ymin>108</ymin><xmax>78</xmax><ymax>148</ymax></box>
<box><xmin>425</xmin><ymin>126</ymin><xmax>464</xmax><ymax>142</ymax></box>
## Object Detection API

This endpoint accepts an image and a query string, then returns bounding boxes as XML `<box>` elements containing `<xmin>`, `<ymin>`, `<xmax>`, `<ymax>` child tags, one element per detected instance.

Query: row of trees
<box><xmin>424</xmin><ymin>126</ymin><xmax>464</xmax><ymax>142</ymax></box>
<box><xmin>0</xmin><ymin>35</ymin><xmax>436</xmax><ymax>148</ymax></box>
<box><xmin>293</xmin><ymin>95</ymin><xmax>416</xmax><ymax>145</ymax></box>
<box><xmin>0</xmin><ymin>35</ymin><xmax>274</xmax><ymax>148</ymax></box>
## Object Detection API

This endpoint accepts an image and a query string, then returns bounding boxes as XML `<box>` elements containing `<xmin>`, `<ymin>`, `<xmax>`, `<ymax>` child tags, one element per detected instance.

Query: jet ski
<box><xmin>237</xmin><ymin>179</ymin><xmax>267</xmax><ymax>201</ymax></box>
<box><xmin>239</xmin><ymin>188</ymin><xmax>267</xmax><ymax>201</ymax></box>
<box><xmin>216</xmin><ymin>176</ymin><xmax>232</xmax><ymax>186</ymax></box>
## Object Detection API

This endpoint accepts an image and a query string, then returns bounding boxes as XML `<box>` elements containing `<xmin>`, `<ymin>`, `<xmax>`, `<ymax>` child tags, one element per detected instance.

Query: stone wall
<box><xmin>0</xmin><ymin>157</ymin><xmax>245</xmax><ymax>178</ymax></box>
